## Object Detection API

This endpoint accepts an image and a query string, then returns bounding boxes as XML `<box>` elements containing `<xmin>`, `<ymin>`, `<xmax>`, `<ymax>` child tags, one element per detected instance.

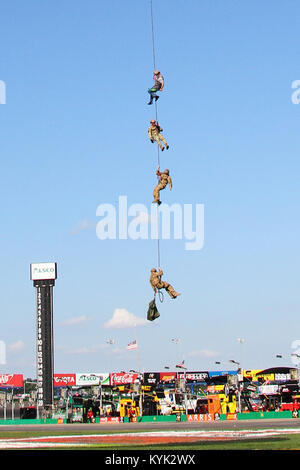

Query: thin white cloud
<box><xmin>65</xmin><ymin>346</ymin><xmax>99</xmax><ymax>355</ymax></box>
<box><xmin>71</xmin><ymin>218</ymin><xmax>94</xmax><ymax>235</ymax></box>
<box><xmin>60</xmin><ymin>315</ymin><xmax>87</xmax><ymax>326</ymax></box>
<box><xmin>104</xmin><ymin>308</ymin><xmax>148</xmax><ymax>329</ymax></box>
<box><xmin>8</xmin><ymin>340</ymin><xmax>25</xmax><ymax>353</ymax></box>
<box><xmin>188</xmin><ymin>349</ymin><xmax>219</xmax><ymax>358</ymax></box>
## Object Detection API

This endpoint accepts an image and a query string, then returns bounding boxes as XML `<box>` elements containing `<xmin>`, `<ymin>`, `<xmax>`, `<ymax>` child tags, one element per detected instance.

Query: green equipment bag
<box><xmin>147</xmin><ymin>299</ymin><xmax>160</xmax><ymax>321</ymax></box>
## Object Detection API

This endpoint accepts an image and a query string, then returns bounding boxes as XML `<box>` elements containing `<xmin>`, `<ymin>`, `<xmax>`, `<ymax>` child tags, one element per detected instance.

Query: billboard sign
<box><xmin>159</xmin><ymin>372</ymin><xmax>177</xmax><ymax>383</ymax></box>
<box><xmin>110</xmin><ymin>372</ymin><xmax>139</xmax><ymax>386</ymax></box>
<box><xmin>143</xmin><ymin>372</ymin><xmax>160</xmax><ymax>386</ymax></box>
<box><xmin>53</xmin><ymin>374</ymin><xmax>76</xmax><ymax>387</ymax></box>
<box><xmin>76</xmin><ymin>373</ymin><xmax>109</xmax><ymax>386</ymax></box>
<box><xmin>30</xmin><ymin>263</ymin><xmax>57</xmax><ymax>281</ymax></box>
<box><xmin>208</xmin><ymin>370</ymin><xmax>236</xmax><ymax>377</ymax></box>
<box><xmin>177</xmin><ymin>371</ymin><xmax>209</xmax><ymax>382</ymax></box>
<box><xmin>187</xmin><ymin>414</ymin><xmax>214</xmax><ymax>422</ymax></box>
<box><xmin>0</xmin><ymin>374</ymin><xmax>23</xmax><ymax>388</ymax></box>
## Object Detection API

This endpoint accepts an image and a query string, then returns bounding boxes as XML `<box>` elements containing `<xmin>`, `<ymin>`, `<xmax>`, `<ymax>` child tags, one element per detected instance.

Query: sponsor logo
<box><xmin>187</xmin><ymin>414</ymin><xmax>214</xmax><ymax>422</ymax></box>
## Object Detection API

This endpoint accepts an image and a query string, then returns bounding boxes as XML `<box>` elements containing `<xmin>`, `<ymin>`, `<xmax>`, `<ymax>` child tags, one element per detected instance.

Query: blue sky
<box><xmin>1</xmin><ymin>0</ymin><xmax>300</xmax><ymax>378</ymax></box>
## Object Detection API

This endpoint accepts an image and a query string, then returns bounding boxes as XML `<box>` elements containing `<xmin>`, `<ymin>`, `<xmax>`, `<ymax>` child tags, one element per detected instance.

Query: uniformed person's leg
<box><xmin>153</xmin><ymin>135</ymin><xmax>164</xmax><ymax>151</ymax></box>
<box><xmin>162</xmin><ymin>282</ymin><xmax>180</xmax><ymax>299</ymax></box>
<box><xmin>153</xmin><ymin>184</ymin><xmax>160</xmax><ymax>203</ymax></box>
<box><xmin>158</xmin><ymin>133</ymin><xmax>169</xmax><ymax>150</ymax></box>
<box><xmin>153</xmin><ymin>183</ymin><xmax>164</xmax><ymax>204</ymax></box>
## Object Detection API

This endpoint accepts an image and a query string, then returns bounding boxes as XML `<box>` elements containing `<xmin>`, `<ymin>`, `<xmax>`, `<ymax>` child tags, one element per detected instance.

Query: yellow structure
<box><xmin>243</xmin><ymin>369</ymin><xmax>274</xmax><ymax>382</ymax></box>
<box><xmin>207</xmin><ymin>393</ymin><xmax>237</xmax><ymax>415</ymax></box>
<box><xmin>119</xmin><ymin>398</ymin><xmax>140</xmax><ymax>418</ymax></box>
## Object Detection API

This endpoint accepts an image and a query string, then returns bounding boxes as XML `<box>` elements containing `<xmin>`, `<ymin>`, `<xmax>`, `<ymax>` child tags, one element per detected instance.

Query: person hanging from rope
<box><xmin>148</xmin><ymin>119</ymin><xmax>169</xmax><ymax>152</ymax></box>
<box><xmin>147</xmin><ymin>70</ymin><xmax>164</xmax><ymax>105</ymax></box>
<box><xmin>153</xmin><ymin>165</ymin><xmax>172</xmax><ymax>205</ymax></box>
<box><xmin>150</xmin><ymin>267</ymin><xmax>180</xmax><ymax>299</ymax></box>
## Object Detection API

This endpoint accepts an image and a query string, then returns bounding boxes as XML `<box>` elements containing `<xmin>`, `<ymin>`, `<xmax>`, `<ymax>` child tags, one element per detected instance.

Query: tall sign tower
<box><xmin>30</xmin><ymin>262</ymin><xmax>57</xmax><ymax>410</ymax></box>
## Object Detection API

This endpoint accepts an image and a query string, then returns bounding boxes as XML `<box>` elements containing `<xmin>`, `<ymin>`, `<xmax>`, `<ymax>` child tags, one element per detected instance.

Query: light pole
<box><xmin>229</xmin><ymin>359</ymin><xmax>241</xmax><ymax>413</ymax></box>
<box><xmin>176</xmin><ymin>363</ymin><xmax>188</xmax><ymax>416</ymax></box>
<box><xmin>237</xmin><ymin>338</ymin><xmax>245</xmax><ymax>367</ymax></box>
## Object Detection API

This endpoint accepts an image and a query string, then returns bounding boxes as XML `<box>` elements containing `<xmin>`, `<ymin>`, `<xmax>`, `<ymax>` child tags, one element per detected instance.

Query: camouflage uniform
<box><xmin>150</xmin><ymin>268</ymin><xmax>180</xmax><ymax>299</ymax></box>
<box><xmin>148</xmin><ymin>121</ymin><xmax>169</xmax><ymax>151</ymax></box>
<box><xmin>153</xmin><ymin>168</ymin><xmax>172</xmax><ymax>204</ymax></box>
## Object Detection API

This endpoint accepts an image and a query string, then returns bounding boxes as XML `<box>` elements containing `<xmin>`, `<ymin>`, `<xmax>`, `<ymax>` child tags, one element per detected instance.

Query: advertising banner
<box><xmin>208</xmin><ymin>370</ymin><xmax>236</xmax><ymax>377</ymax></box>
<box><xmin>99</xmin><ymin>417</ymin><xmax>120</xmax><ymax>423</ymax></box>
<box><xmin>177</xmin><ymin>371</ymin><xmax>209</xmax><ymax>382</ymax></box>
<box><xmin>143</xmin><ymin>372</ymin><xmax>160</xmax><ymax>386</ymax></box>
<box><xmin>110</xmin><ymin>372</ymin><xmax>139</xmax><ymax>386</ymax></box>
<box><xmin>0</xmin><ymin>374</ymin><xmax>23</xmax><ymax>388</ymax></box>
<box><xmin>206</xmin><ymin>385</ymin><xmax>225</xmax><ymax>393</ymax></box>
<box><xmin>76</xmin><ymin>373</ymin><xmax>109</xmax><ymax>386</ymax></box>
<box><xmin>53</xmin><ymin>374</ymin><xmax>76</xmax><ymax>387</ymax></box>
<box><xmin>159</xmin><ymin>372</ymin><xmax>177</xmax><ymax>383</ymax></box>
<box><xmin>187</xmin><ymin>414</ymin><xmax>215</xmax><ymax>422</ymax></box>
<box><xmin>243</xmin><ymin>369</ymin><xmax>274</xmax><ymax>382</ymax></box>
<box><xmin>275</xmin><ymin>373</ymin><xmax>291</xmax><ymax>382</ymax></box>
<box><xmin>30</xmin><ymin>262</ymin><xmax>57</xmax><ymax>281</ymax></box>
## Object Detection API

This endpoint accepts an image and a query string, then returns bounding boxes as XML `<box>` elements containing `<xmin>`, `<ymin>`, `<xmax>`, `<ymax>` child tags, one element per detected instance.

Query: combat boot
<box><xmin>172</xmin><ymin>292</ymin><xmax>181</xmax><ymax>298</ymax></box>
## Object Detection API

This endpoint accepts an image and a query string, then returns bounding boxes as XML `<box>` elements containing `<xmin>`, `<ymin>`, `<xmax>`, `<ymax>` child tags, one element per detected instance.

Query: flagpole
<box><xmin>134</xmin><ymin>324</ymin><xmax>141</xmax><ymax>374</ymax></box>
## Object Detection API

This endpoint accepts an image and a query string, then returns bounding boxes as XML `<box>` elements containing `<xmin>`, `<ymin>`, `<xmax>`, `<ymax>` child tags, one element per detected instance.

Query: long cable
<box><xmin>150</xmin><ymin>0</ymin><xmax>156</xmax><ymax>71</ymax></box>
<box><xmin>150</xmin><ymin>0</ymin><xmax>161</xmax><ymax>270</ymax></box>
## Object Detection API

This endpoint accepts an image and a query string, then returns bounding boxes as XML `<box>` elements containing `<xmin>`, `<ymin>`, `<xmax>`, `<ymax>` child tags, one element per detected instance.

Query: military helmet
<box><xmin>163</xmin><ymin>169</ymin><xmax>169</xmax><ymax>174</ymax></box>
<box><xmin>150</xmin><ymin>119</ymin><xmax>156</xmax><ymax>123</ymax></box>
<box><xmin>153</xmin><ymin>70</ymin><xmax>160</xmax><ymax>75</ymax></box>
<box><xmin>151</xmin><ymin>268</ymin><xmax>157</xmax><ymax>272</ymax></box>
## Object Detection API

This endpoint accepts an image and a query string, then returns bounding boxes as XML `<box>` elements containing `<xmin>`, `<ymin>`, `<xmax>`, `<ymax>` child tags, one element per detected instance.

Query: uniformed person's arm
<box><xmin>148</xmin><ymin>127</ymin><xmax>153</xmax><ymax>141</ymax></box>
<box><xmin>168</xmin><ymin>176</ymin><xmax>172</xmax><ymax>190</ymax></box>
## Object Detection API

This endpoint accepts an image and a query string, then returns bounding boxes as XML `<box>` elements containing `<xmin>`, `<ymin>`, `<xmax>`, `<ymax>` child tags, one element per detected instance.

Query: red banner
<box><xmin>53</xmin><ymin>374</ymin><xmax>76</xmax><ymax>387</ymax></box>
<box><xmin>99</xmin><ymin>417</ymin><xmax>120</xmax><ymax>423</ymax></box>
<box><xmin>0</xmin><ymin>374</ymin><xmax>23</xmax><ymax>388</ymax></box>
<box><xmin>110</xmin><ymin>373</ymin><xmax>138</xmax><ymax>386</ymax></box>
<box><xmin>159</xmin><ymin>372</ymin><xmax>177</xmax><ymax>382</ymax></box>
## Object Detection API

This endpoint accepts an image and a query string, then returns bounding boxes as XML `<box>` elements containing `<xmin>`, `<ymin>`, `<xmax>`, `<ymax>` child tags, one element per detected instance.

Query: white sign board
<box><xmin>76</xmin><ymin>373</ymin><xmax>109</xmax><ymax>386</ymax></box>
<box><xmin>30</xmin><ymin>262</ymin><xmax>57</xmax><ymax>281</ymax></box>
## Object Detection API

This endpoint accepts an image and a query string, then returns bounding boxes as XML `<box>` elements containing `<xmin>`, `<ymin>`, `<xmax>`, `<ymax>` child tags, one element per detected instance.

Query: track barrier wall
<box><xmin>0</xmin><ymin>411</ymin><xmax>295</xmax><ymax>425</ymax></box>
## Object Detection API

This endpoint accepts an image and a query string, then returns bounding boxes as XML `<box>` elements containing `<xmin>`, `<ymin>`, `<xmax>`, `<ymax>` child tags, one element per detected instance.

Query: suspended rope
<box><xmin>150</xmin><ymin>0</ymin><xmax>156</xmax><ymax>71</ymax></box>
<box><xmin>150</xmin><ymin>0</ymin><xmax>161</xmax><ymax>270</ymax></box>
<box><xmin>147</xmin><ymin>1</ymin><xmax>181</xmax><ymax>314</ymax></box>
